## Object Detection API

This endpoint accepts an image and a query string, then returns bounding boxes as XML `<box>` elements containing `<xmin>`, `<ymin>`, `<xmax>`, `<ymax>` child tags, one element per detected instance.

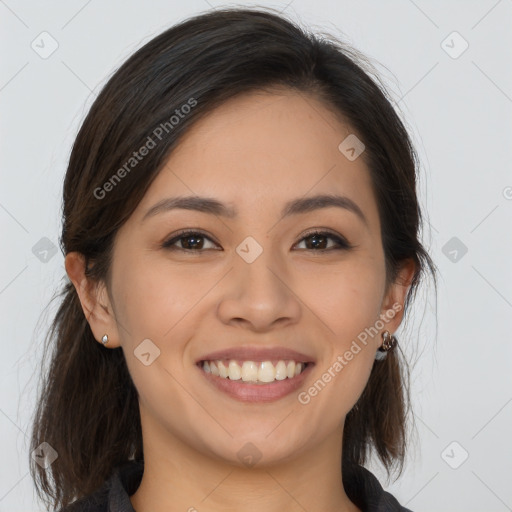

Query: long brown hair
<box><xmin>29</xmin><ymin>6</ymin><xmax>437</xmax><ymax>510</ymax></box>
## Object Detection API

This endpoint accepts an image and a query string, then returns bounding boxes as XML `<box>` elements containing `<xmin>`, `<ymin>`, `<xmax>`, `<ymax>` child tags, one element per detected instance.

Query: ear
<box><xmin>379</xmin><ymin>258</ymin><xmax>416</xmax><ymax>335</ymax></box>
<box><xmin>64</xmin><ymin>251</ymin><xmax>121</xmax><ymax>348</ymax></box>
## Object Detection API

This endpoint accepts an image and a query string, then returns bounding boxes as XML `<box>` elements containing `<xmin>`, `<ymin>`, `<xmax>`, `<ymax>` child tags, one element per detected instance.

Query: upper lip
<box><xmin>196</xmin><ymin>346</ymin><xmax>316</xmax><ymax>364</ymax></box>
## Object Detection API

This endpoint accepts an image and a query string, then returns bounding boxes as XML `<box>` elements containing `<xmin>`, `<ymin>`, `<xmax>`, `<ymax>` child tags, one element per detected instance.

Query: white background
<box><xmin>1</xmin><ymin>1</ymin><xmax>511</xmax><ymax>511</ymax></box>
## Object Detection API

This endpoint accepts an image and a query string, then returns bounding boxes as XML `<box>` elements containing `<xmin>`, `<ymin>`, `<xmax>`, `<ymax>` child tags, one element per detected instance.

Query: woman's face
<box><xmin>90</xmin><ymin>89</ymin><xmax>409</xmax><ymax>466</ymax></box>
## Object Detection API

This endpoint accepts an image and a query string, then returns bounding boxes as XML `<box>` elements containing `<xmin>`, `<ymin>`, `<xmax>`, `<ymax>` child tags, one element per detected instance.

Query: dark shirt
<box><xmin>58</xmin><ymin>459</ymin><xmax>413</xmax><ymax>512</ymax></box>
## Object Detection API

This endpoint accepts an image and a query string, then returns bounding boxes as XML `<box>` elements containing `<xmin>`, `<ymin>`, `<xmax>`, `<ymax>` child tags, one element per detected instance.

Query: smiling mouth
<box><xmin>198</xmin><ymin>359</ymin><xmax>311</xmax><ymax>384</ymax></box>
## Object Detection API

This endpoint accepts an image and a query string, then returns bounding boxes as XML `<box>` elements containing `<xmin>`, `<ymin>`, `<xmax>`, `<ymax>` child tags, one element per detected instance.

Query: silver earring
<box><xmin>101</xmin><ymin>334</ymin><xmax>109</xmax><ymax>346</ymax></box>
<box><xmin>375</xmin><ymin>330</ymin><xmax>397</xmax><ymax>360</ymax></box>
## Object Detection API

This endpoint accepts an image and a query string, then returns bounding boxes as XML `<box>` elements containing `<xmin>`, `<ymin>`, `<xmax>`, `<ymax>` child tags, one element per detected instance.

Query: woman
<box><xmin>30</xmin><ymin>7</ymin><xmax>437</xmax><ymax>512</ymax></box>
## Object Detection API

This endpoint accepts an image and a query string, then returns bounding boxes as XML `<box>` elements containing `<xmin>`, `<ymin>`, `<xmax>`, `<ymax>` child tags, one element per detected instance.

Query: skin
<box><xmin>66</xmin><ymin>88</ymin><xmax>414</xmax><ymax>512</ymax></box>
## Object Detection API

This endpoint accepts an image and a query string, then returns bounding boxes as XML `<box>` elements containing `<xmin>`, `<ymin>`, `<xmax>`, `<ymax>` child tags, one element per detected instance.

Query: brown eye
<box><xmin>295</xmin><ymin>230</ymin><xmax>352</xmax><ymax>251</ymax></box>
<box><xmin>162</xmin><ymin>231</ymin><xmax>218</xmax><ymax>251</ymax></box>
<box><xmin>161</xmin><ymin>229</ymin><xmax>352</xmax><ymax>253</ymax></box>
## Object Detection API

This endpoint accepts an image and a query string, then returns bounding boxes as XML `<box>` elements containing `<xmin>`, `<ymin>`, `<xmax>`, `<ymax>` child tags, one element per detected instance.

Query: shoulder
<box><xmin>343</xmin><ymin>464</ymin><xmax>413</xmax><ymax>512</ymax></box>
<box><xmin>56</xmin><ymin>487</ymin><xmax>109</xmax><ymax>512</ymax></box>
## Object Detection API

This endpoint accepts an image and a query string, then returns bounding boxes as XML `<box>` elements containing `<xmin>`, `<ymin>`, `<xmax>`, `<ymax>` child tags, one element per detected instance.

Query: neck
<box><xmin>130</xmin><ymin>409</ymin><xmax>360</xmax><ymax>512</ymax></box>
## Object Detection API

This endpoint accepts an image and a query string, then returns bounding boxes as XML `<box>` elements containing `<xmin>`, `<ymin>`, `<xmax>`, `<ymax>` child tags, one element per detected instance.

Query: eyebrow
<box><xmin>142</xmin><ymin>194</ymin><xmax>368</xmax><ymax>226</ymax></box>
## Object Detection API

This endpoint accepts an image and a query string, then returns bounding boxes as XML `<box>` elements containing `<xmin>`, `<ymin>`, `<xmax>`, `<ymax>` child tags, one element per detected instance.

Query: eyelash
<box><xmin>161</xmin><ymin>229</ymin><xmax>353</xmax><ymax>253</ymax></box>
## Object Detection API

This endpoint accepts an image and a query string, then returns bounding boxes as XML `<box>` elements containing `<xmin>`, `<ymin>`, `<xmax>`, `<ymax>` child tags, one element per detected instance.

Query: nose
<box><xmin>216</xmin><ymin>250</ymin><xmax>302</xmax><ymax>332</ymax></box>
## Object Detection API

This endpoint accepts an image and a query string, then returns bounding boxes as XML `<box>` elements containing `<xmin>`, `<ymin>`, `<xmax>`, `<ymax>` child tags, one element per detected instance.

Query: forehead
<box><xmin>136</xmin><ymin>89</ymin><xmax>379</xmax><ymax>227</ymax></box>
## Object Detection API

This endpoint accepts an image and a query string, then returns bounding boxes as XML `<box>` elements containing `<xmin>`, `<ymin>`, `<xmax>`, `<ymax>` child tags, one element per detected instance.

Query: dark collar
<box><xmin>66</xmin><ymin>459</ymin><xmax>413</xmax><ymax>512</ymax></box>
<box><xmin>342</xmin><ymin>463</ymin><xmax>413</xmax><ymax>512</ymax></box>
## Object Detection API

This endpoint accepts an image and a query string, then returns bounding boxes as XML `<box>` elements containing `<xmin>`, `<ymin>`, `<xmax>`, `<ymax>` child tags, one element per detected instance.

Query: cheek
<box><xmin>112</xmin><ymin>250</ymin><xmax>212</xmax><ymax>341</ymax></box>
<box><xmin>292</xmin><ymin>253</ymin><xmax>385</xmax><ymax>408</ymax></box>
<box><xmin>111</xmin><ymin>255</ymin><xmax>209</xmax><ymax>419</ymax></box>
<box><xmin>294</xmin><ymin>255</ymin><xmax>386</xmax><ymax>339</ymax></box>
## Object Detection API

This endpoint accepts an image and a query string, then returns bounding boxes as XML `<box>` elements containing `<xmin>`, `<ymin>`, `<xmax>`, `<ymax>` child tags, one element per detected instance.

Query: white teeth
<box><xmin>275</xmin><ymin>360</ymin><xmax>287</xmax><ymax>380</ymax></box>
<box><xmin>210</xmin><ymin>361</ymin><xmax>219</xmax><ymax>376</ymax></box>
<box><xmin>241</xmin><ymin>361</ymin><xmax>258</xmax><ymax>382</ymax></box>
<box><xmin>286</xmin><ymin>361</ymin><xmax>295</xmax><ymax>378</ymax></box>
<box><xmin>258</xmin><ymin>361</ymin><xmax>276</xmax><ymax>382</ymax></box>
<box><xmin>228</xmin><ymin>360</ymin><xmax>242</xmax><ymax>380</ymax></box>
<box><xmin>201</xmin><ymin>359</ymin><xmax>308</xmax><ymax>383</ymax></box>
<box><xmin>218</xmin><ymin>361</ymin><xmax>228</xmax><ymax>378</ymax></box>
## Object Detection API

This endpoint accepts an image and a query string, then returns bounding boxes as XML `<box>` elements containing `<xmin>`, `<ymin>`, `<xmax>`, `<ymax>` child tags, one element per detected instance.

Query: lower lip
<box><xmin>197</xmin><ymin>363</ymin><xmax>314</xmax><ymax>403</ymax></box>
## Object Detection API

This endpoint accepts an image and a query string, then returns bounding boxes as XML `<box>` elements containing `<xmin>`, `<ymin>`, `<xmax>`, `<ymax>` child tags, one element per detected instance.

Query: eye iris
<box><xmin>306</xmin><ymin>234</ymin><xmax>327</xmax><ymax>250</ymax></box>
<box><xmin>182</xmin><ymin>234</ymin><xmax>203</xmax><ymax>249</ymax></box>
